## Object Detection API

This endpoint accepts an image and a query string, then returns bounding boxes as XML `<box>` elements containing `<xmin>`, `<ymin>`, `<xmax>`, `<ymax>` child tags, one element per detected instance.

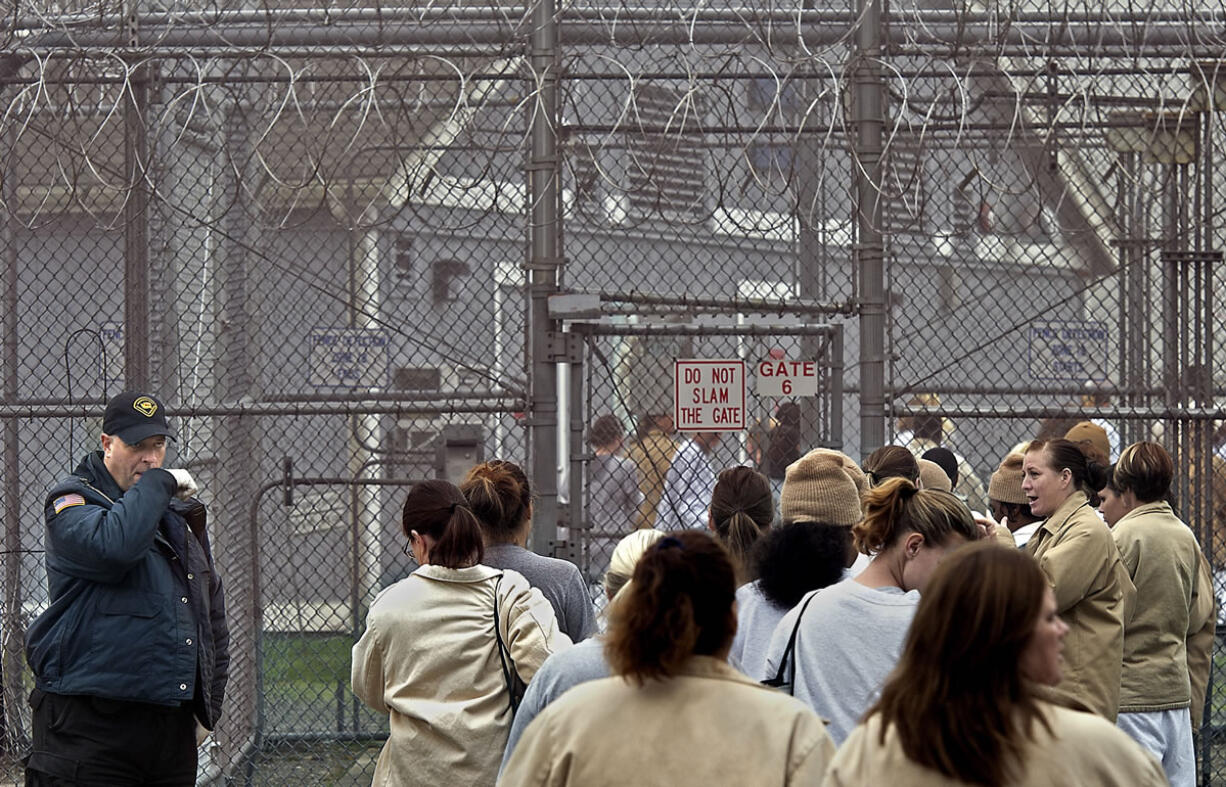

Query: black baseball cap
<box><xmin>102</xmin><ymin>391</ymin><xmax>176</xmax><ymax>445</ymax></box>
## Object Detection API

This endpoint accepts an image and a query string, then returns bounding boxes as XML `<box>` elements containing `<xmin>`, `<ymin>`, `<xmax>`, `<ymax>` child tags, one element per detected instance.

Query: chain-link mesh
<box><xmin>5</xmin><ymin>0</ymin><xmax>1226</xmax><ymax>783</ymax></box>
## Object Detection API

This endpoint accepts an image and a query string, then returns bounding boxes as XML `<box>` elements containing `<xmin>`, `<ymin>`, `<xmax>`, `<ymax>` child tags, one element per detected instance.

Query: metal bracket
<box><xmin>1160</xmin><ymin>250</ymin><xmax>1223</xmax><ymax>266</ymax></box>
<box><xmin>549</xmin><ymin>538</ymin><xmax>579</xmax><ymax>562</ymax></box>
<box><xmin>546</xmin><ymin>331</ymin><xmax>583</xmax><ymax>364</ymax></box>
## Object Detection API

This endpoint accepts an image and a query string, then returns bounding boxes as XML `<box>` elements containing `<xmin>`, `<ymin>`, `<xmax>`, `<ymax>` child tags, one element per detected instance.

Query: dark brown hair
<box><xmin>605</xmin><ymin>531</ymin><xmax>736</xmax><ymax>684</ymax></box>
<box><xmin>401</xmin><ymin>480</ymin><xmax>484</xmax><ymax>569</ymax></box>
<box><xmin>708</xmin><ymin>466</ymin><xmax>773</xmax><ymax>584</ymax></box>
<box><xmin>1112</xmin><ymin>441</ymin><xmax>1174</xmax><ymax>504</ymax></box>
<box><xmin>1024</xmin><ymin>438</ymin><xmax>1110</xmax><ymax>504</ymax></box>
<box><xmin>854</xmin><ymin>476</ymin><xmax>980</xmax><ymax>555</ymax></box>
<box><xmin>589</xmin><ymin>415</ymin><xmax>625</xmax><ymax>448</ymax></box>
<box><xmin>868</xmin><ymin>543</ymin><xmax>1052</xmax><ymax>785</ymax></box>
<box><xmin>460</xmin><ymin>459</ymin><xmax>532</xmax><ymax>543</ymax></box>
<box><xmin>862</xmin><ymin>445</ymin><xmax>919</xmax><ymax>487</ymax></box>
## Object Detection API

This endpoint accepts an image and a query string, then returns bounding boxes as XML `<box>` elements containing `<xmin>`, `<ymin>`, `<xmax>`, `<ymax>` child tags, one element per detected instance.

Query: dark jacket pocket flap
<box><xmin>98</xmin><ymin>592</ymin><xmax>158</xmax><ymax>618</ymax></box>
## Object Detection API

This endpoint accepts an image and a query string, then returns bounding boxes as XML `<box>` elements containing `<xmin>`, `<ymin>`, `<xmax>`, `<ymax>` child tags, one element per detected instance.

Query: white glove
<box><xmin>195</xmin><ymin>721</ymin><xmax>210</xmax><ymax>747</ymax></box>
<box><xmin>167</xmin><ymin>469</ymin><xmax>199</xmax><ymax>500</ymax></box>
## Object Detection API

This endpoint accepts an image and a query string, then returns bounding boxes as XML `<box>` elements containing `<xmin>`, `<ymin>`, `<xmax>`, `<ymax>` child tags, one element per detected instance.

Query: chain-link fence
<box><xmin>5</xmin><ymin>0</ymin><xmax>1226</xmax><ymax>783</ymax></box>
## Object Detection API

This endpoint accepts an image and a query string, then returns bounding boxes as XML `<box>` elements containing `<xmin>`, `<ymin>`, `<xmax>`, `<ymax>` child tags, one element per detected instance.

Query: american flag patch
<box><xmin>53</xmin><ymin>494</ymin><xmax>85</xmax><ymax>514</ymax></box>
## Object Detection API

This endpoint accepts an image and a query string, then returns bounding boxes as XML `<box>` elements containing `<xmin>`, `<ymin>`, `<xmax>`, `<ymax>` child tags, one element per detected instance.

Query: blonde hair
<box><xmin>604</xmin><ymin>529</ymin><xmax>666</xmax><ymax>601</ymax></box>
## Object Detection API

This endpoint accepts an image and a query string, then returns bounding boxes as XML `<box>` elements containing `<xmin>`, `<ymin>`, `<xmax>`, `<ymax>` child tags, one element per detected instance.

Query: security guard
<box><xmin>24</xmin><ymin>391</ymin><xmax>229</xmax><ymax>784</ymax></box>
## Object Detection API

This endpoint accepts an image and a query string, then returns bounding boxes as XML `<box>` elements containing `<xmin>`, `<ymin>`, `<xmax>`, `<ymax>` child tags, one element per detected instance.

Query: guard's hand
<box><xmin>167</xmin><ymin>469</ymin><xmax>199</xmax><ymax>500</ymax></box>
<box><xmin>195</xmin><ymin>721</ymin><xmax>210</xmax><ymax>747</ymax></box>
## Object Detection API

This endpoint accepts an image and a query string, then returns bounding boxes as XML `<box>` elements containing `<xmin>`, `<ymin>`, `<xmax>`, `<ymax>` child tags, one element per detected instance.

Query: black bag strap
<box><xmin>493</xmin><ymin>576</ymin><xmax>521</xmax><ymax>714</ymax></box>
<box><xmin>762</xmin><ymin>590</ymin><xmax>819</xmax><ymax>694</ymax></box>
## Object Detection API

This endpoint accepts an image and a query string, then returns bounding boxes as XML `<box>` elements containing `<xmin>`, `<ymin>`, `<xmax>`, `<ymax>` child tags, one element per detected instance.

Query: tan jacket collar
<box><xmin>1038</xmin><ymin>491</ymin><xmax>1091</xmax><ymax>538</ymax></box>
<box><xmin>414</xmin><ymin>563</ymin><xmax>503</xmax><ymax>584</ymax></box>
<box><xmin>1117</xmin><ymin>500</ymin><xmax>1172</xmax><ymax>524</ymax></box>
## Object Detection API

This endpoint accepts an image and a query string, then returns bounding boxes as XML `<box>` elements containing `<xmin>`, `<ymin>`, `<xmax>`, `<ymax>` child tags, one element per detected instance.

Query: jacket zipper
<box><xmin>78</xmin><ymin>479</ymin><xmax>115</xmax><ymax>506</ymax></box>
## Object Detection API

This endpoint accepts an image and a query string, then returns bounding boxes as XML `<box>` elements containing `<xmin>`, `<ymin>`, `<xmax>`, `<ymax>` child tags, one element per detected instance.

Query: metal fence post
<box><xmin>527</xmin><ymin>0</ymin><xmax>562</xmax><ymax>555</ymax></box>
<box><xmin>852</xmin><ymin>0</ymin><xmax>886</xmax><ymax>453</ymax></box>
<box><xmin>123</xmin><ymin>11</ymin><xmax>151</xmax><ymax>390</ymax></box>
<box><xmin>1</xmin><ymin>113</ymin><xmax>23</xmax><ymax>755</ymax></box>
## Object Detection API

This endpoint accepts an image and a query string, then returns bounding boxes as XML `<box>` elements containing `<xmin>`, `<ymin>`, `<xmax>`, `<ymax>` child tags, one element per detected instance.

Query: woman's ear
<box><xmin>904</xmin><ymin>532</ymin><xmax>924</xmax><ymax>559</ymax></box>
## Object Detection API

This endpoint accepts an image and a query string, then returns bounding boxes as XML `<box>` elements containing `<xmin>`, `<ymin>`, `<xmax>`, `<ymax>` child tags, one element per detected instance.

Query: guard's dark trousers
<box><xmin>24</xmin><ymin>689</ymin><xmax>197</xmax><ymax>785</ymax></box>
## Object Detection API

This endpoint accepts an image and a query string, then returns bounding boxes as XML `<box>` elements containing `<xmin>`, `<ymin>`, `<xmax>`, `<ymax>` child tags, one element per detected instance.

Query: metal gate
<box><xmin>558</xmin><ymin>320</ymin><xmax>843</xmax><ymax>584</ymax></box>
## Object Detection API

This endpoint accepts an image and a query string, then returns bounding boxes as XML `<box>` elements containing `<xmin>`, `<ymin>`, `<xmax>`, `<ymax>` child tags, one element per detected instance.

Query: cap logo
<box><xmin>133</xmin><ymin>396</ymin><xmax>158</xmax><ymax>417</ymax></box>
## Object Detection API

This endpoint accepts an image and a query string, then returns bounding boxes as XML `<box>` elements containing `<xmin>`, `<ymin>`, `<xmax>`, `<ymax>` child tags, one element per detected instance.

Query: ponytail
<box><xmin>708</xmin><ymin>466</ymin><xmax>773</xmax><ymax>583</ymax></box>
<box><xmin>605</xmin><ymin>531</ymin><xmax>736</xmax><ymax>684</ymax></box>
<box><xmin>855</xmin><ymin>476</ymin><xmax>979</xmax><ymax>555</ymax></box>
<box><xmin>402</xmin><ymin>480</ymin><xmax>484</xmax><ymax>569</ymax></box>
<box><xmin>460</xmin><ymin>460</ymin><xmax>532</xmax><ymax>543</ymax></box>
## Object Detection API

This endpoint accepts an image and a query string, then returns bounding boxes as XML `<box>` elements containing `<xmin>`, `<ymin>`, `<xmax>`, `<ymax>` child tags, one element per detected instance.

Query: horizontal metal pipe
<box><xmin>581</xmin><ymin>289</ymin><xmax>857</xmax><ymax>316</ymax></box>
<box><xmin>569</xmin><ymin>323</ymin><xmax>837</xmax><ymax>337</ymax></box>
<box><xmin>258</xmin><ymin>731</ymin><xmax>388</xmax><ymax>744</ymax></box>
<box><xmin>0</xmin><ymin>400</ymin><xmax>525</xmax><ymax>418</ymax></box>
<box><xmin>6</xmin><ymin>19</ymin><xmax>1225</xmax><ymax>51</ymax></box>
<box><xmin>3</xmin><ymin>391</ymin><xmax>523</xmax><ymax>405</ymax></box>
<box><xmin>885</xmin><ymin>405</ymin><xmax>1226</xmax><ymax>421</ymax></box>
<box><xmin>5</xmin><ymin>6</ymin><xmax>1226</xmax><ymax>34</ymax></box>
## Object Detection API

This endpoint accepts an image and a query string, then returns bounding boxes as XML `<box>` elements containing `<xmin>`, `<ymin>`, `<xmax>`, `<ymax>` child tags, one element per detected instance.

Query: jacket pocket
<box><xmin>89</xmin><ymin>591</ymin><xmax>165</xmax><ymax>680</ymax></box>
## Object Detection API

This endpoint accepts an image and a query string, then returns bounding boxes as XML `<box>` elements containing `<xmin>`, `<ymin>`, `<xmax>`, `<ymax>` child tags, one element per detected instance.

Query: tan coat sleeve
<box><xmin>350</xmin><ymin>616</ymin><xmax>388</xmax><ymax>714</ymax></box>
<box><xmin>499</xmin><ymin>572</ymin><xmax>572</xmax><ymax>684</ymax></box>
<box><xmin>788</xmin><ymin>718</ymin><xmax>837</xmax><ymax>786</ymax></box>
<box><xmin>1187</xmin><ymin>551</ymin><xmax>1216</xmax><ymax>729</ymax></box>
<box><xmin>498</xmin><ymin>707</ymin><xmax>565</xmax><ymax>786</ymax></box>
<box><xmin>1037</xmin><ymin>518</ymin><xmax>1117</xmax><ymax>614</ymax></box>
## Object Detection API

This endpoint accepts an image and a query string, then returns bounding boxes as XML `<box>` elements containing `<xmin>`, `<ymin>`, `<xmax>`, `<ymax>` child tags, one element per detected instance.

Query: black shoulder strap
<box><xmin>763</xmin><ymin>590</ymin><xmax>819</xmax><ymax>693</ymax></box>
<box><xmin>492</xmin><ymin>576</ymin><xmax>521</xmax><ymax>714</ymax></box>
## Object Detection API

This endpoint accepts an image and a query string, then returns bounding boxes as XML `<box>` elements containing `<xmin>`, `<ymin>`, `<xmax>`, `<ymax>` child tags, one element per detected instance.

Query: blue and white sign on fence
<box><xmin>1027</xmin><ymin>320</ymin><xmax>1109</xmax><ymax>381</ymax></box>
<box><xmin>308</xmin><ymin>327</ymin><xmax>390</xmax><ymax>389</ymax></box>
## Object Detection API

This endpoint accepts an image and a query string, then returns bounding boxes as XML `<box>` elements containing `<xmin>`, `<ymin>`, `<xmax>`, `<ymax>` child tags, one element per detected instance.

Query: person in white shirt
<box><xmin>764</xmin><ymin>478</ymin><xmax>982</xmax><ymax>744</ymax></box>
<box><xmin>655</xmin><ymin>432</ymin><xmax>721</xmax><ymax>531</ymax></box>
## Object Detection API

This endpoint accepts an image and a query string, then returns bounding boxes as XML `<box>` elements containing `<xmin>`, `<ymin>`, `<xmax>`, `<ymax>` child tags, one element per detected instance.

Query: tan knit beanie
<box><xmin>780</xmin><ymin>449</ymin><xmax>863</xmax><ymax>526</ymax></box>
<box><xmin>1065</xmin><ymin>421</ymin><xmax>1110</xmax><ymax>463</ymax></box>
<box><xmin>988</xmin><ymin>452</ymin><xmax>1027</xmax><ymax>505</ymax></box>
<box><xmin>917</xmin><ymin>458</ymin><xmax>953</xmax><ymax>492</ymax></box>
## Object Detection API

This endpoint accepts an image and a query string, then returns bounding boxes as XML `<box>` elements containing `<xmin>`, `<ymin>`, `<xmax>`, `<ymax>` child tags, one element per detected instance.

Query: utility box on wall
<box><xmin>434</xmin><ymin>424</ymin><xmax>485</xmax><ymax>482</ymax></box>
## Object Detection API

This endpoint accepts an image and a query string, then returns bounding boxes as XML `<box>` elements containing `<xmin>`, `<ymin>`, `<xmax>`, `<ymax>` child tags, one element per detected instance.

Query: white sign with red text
<box><xmin>674</xmin><ymin>360</ymin><xmax>746</xmax><ymax>431</ymax></box>
<box><xmin>755</xmin><ymin>359</ymin><xmax>819</xmax><ymax>397</ymax></box>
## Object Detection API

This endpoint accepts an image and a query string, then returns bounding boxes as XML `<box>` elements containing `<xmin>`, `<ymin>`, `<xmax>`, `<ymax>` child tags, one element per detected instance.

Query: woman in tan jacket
<box><xmin>1099</xmin><ymin>441</ymin><xmax>1215</xmax><ymax>786</ymax></box>
<box><xmin>1021</xmin><ymin>437</ymin><xmax>1135</xmax><ymax>720</ymax></box>
<box><xmin>825</xmin><ymin>543</ymin><xmax>1165</xmax><ymax>786</ymax></box>
<box><xmin>351</xmin><ymin>480</ymin><xmax>570</xmax><ymax>786</ymax></box>
<box><xmin>500</xmin><ymin>530</ymin><xmax>835</xmax><ymax>786</ymax></box>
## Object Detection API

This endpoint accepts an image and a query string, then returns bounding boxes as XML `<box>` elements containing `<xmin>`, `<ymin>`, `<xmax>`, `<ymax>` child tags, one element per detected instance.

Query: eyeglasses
<box><xmin>402</xmin><ymin>539</ymin><xmax>417</xmax><ymax>563</ymax></box>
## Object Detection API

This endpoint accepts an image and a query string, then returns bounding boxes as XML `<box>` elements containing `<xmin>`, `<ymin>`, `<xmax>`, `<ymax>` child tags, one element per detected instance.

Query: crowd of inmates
<box><xmin>351</xmin><ymin>408</ymin><xmax>1217</xmax><ymax>787</ymax></box>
